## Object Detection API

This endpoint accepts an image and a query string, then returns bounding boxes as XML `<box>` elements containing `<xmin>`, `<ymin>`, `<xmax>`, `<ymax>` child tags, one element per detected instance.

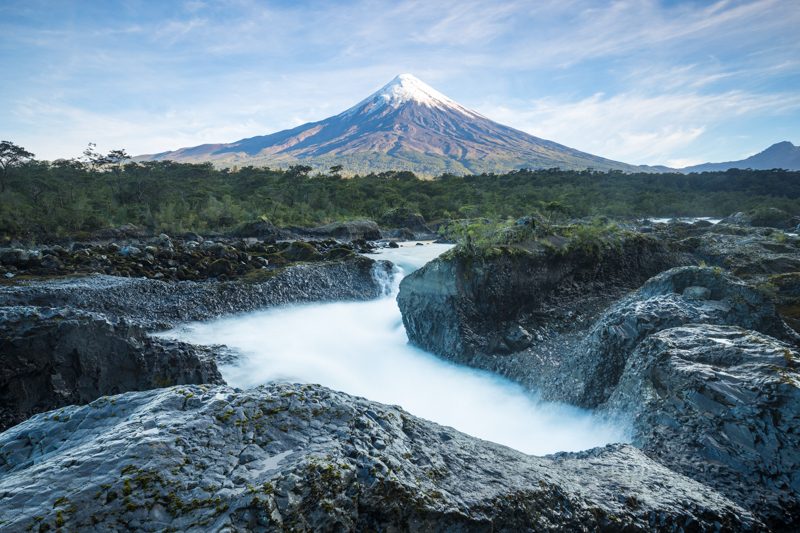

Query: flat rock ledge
<box><xmin>0</xmin><ymin>384</ymin><xmax>757</xmax><ymax>532</ymax></box>
<box><xmin>0</xmin><ymin>256</ymin><xmax>393</xmax><ymax>329</ymax></box>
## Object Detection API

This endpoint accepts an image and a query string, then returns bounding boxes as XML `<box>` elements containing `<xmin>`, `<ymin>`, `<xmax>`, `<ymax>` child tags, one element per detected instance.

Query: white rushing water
<box><xmin>161</xmin><ymin>242</ymin><xmax>628</xmax><ymax>455</ymax></box>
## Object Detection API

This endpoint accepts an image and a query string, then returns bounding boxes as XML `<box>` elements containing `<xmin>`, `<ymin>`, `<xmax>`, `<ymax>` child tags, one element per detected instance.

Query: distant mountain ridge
<box><xmin>140</xmin><ymin>74</ymin><xmax>643</xmax><ymax>175</ymax></box>
<box><xmin>681</xmin><ymin>141</ymin><xmax>800</xmax><ymax>172</ymax></box>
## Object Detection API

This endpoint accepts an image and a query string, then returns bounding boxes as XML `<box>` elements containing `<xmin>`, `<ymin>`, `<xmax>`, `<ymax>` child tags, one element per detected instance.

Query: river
<box><xmin>161</xmin><ymin>242</ymin><xmax>628</xmax><ymax>455</ymax></box>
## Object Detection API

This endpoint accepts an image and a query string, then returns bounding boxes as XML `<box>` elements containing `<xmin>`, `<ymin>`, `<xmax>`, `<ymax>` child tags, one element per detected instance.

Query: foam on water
<box><xmin>161</xmin><ymin>242</ymin><xmax>629</xmax><ymax>455</ymax></box>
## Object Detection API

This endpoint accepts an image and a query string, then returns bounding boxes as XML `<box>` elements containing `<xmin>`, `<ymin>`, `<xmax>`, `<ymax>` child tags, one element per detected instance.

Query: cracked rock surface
<box><xmin>606</xmin><ymin>325</ymin><xmax>800</xmax><ymax>528</ymax></box>
<box><xmin>0</xmin><ymin>383</ymin><xmax>758</xmax><ymax>532</ymax></box>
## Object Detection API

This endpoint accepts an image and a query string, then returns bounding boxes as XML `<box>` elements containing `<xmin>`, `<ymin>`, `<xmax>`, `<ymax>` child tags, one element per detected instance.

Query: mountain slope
<box><xmin>681</xmin><ymin>141</ymin><xmax>800</xmax><ymax>172</ymax></box>
<box><xmin>141</xmin><ymin>74</ymin><xmax>641</xmax><ymax>175</ymax></box>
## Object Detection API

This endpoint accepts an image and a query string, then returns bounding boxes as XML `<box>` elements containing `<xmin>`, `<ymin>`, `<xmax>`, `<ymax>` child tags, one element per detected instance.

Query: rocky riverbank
<box><xmin>0</xmin><ymin>383</ymin><xmax>759</xmax><ymax>531</ymax></box>
<box><xmin>0</xmin><ymin>256</ymin><xmax>392</xmax><ymax>329</ymax></box>
<box><xmin>0</xmin><ymin>233</ymin><xmax>377</xmax><ymax>282</ymax></box>
<box><xmin>0</xmin><ymin>232</ymin><xmax>394</xmax><ymax>432</ymax></box>
<box><xmin>0</xmin><ymin>306</ymin><xmax>223</xmax><ymax>432</ymax></box>
<box><xmin>2</xmin><ymin>215</ymin><xmax>799</xmax><ymax>530</ymax></box>
<box><xmin>397</xmin><ymin>219</ymin><xmax>800</xmax><ymax>528</ymax></box>
<box><xmin>398</xmin><ymin>220</ymin><xmax>800</xmax><ymax>377</ymax></box>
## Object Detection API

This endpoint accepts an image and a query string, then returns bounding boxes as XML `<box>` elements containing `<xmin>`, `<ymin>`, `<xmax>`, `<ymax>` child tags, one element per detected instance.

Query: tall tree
<box><xmin>0</xmin><ymin>140</ymin><xmax>35</xmax><ymax>192</ymax></box>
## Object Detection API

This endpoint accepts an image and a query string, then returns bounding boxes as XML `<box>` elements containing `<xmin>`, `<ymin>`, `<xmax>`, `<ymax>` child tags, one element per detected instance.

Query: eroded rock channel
<box><xmin>1</xmin><ymin>220</ymin><xmax>799</xmax><ymax>531</ymax></box>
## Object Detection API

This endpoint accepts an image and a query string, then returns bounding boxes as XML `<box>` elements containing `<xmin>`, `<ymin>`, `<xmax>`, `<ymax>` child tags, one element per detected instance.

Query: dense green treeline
<box><xmin>1</xmin><ymin>153</ymin><xmax>799</xmax><ymax>239</ymax></box>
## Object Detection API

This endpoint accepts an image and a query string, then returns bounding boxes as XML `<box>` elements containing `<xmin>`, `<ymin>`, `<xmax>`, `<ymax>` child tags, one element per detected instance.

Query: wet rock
<box><xmin>280</xmin><ymin>241</ymin><xmax>323</xmax><ymax>262</ymax></box>
<box><xmin>720</xmin><ymin>211</ymin><xmax>752</xmax><ymax>226</ymax></box>
<box><xmin>568</xmin><ymin>266</ymin><xmax>798</xmax><ymax>408</ymax></box>
<box><xmin>0</xmin><ymin>306</ymin><xmax>223</xmax><ymax>432</ymax></box>
<box><xmin>0</xmin><ymin>257</ymin><xmax>393</xmax><ymax>329</ymax></box>
<box><xmin>119</xmin><ymin>245</ymin><xmax>142</xmax><ymax>257</ymax></box>
<box><xmin>0</xmin><ymin>384</ymin><xmax>758</xmax><ymax>531</ymax></box>
<box><xmin>230</xmin><ymin>219</ymin><xmax>282</xmax><ymax>242</ymax></box>
<box><xmin>156</xmin><ymin>233</ymin><xmax>174</xmax><ymax>251</ymax></box>
<box><xmin>682</xmin><ymin>285</ymin><xmax>711</xmax><ymax>300</ymax></box>
<box><xmin>606</xmin><ymin>325</ymin><xmax>800</xmax><ymax>529</ymax></box>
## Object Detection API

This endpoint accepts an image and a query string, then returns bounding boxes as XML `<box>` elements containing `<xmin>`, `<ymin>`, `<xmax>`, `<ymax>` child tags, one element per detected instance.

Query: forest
<box><xmin>1</xmin><ymin>141</ymin><xmax>799</xmax><ymax>240</ymax></box>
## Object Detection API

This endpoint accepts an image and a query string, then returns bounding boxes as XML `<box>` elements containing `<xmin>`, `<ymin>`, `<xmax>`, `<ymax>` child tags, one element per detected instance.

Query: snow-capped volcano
<box><xmin>349</xmin><ymin>73</ymin><xmax>481</xmax><ymax>117</ymax></box>
<box><xmin>141</xmin><ymin>74</ymin><xmax>641</xmax><ymax>174</ymax></box>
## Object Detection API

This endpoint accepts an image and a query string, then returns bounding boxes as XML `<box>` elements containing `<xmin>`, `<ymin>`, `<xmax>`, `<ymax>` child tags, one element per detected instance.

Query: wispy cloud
<box><xmin>1</xmin><ymin>0</ymin><xmax>798</xmax><ymax>163</ymax></box>
<box><xmin>479</xmin><ymin>90</ymin><xmax>800</xmax><ymax>164</ymax></box>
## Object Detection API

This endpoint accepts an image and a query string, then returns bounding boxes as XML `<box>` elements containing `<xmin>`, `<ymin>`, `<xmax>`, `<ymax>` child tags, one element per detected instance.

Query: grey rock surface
<box><xmin>606</xmin><ymin>325</ymin><xmax>800</xmax><ymax>528</ymax></box>
<box><xmin>682</xmin><ymin>225</ymin><xmax>800</xmax><ymax>278</ymax></box>
<box><xmin>719</xmin><ymin>208</ymin><xmax>796</xmax><ymax>230</ymax></box>
<box><xmin>0</xmin><ymin>383</ymin><xmax>758</xmax><ymax>532</ymax></box>
<box><xmin>0</xmin><ymin>306</ymin><xmax>223</xmax><ymax>432</ymax></box>
<box><xmin>397</xmin><ymin>223</ymin><xmax>800</xmax><ymax>395</ymax></box>
<box><xmin>570</xmin><ymin>266</ymin><xmax>798</xmax><ymax>407</ymax></box>
<box><xmin>397</xmin><ymin>252</ymin><xmax>800</xmax><ymax>528</ymax></box>
<box><xmin>0</xmin><ymin>257</ymin><xmax>391</xmax><ymax>329</ymax></box>
<box><xmin>305</xmin><ymin>219</ymin><xmax>382</xmax><ymax>241</ymax></box>
<box><xmin>379</xmin><ymin>207</ymin><xmax>435</xmax><ymax>239</ymax></box>
<box><xmin>229</xmin><ymin>219</ymin><xmax>284</xmax><ymax>241</ymax></box>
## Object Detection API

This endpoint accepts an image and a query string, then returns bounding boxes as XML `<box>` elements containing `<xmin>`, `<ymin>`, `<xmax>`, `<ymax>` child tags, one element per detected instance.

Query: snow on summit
<box><xmin>347</xmin><ymin>73</ymin><xmax>481</xmax><ymax>117</ymax></box>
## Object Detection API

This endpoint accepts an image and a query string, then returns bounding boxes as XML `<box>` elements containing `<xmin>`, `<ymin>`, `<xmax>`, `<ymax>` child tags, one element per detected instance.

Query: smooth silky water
<box><xmin>160</xmin><ymin>242</ymin><xmax>629</xmax><ymax>455</ymax></box>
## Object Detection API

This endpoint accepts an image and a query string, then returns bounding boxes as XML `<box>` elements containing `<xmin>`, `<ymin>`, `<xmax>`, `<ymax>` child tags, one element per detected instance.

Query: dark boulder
<box><xmin>0</xmin><ymin>383</ymin><xmax>758</xmax><ymax>531</ymax></box>
<box><xmin>91</xmin><ymin>223</ymin><xmax>148</xmax><ymax>240</ymax></box>
<box><xmin>324</xmin><ymin>246</ymin><xmax>356</xmax><ymax>260</ymax></box>
<box><xmin>379</xmin><ymin>207</ymin><xmax>433</xmax><ymax>235</ymax></box>
<box><xmin>307</xmin><ymin>219</ymin><xmax>381</xmax><ymax>241</ymax></box>
<box><xmin>0</xmin><ymin>248</ymin><xmax>40</xmax><ymax>268</ymax></box>
<box><xmin>0</xmin><ymin>306</ymin><xmax>223</xmax><ymax>432</ymax></box>
<box><xmin>280</xmin><ymin>241</ymin><xmax>323</xmax><ymax>262</ymax></box>
<box><xmin>397</xmin><ymin>232</ymin><xmax>677</xmax><ymax>362</ymax></box>
<box><xmin>720</xmin><ymin>208</ymin><xmax>795</xmax><ymax>229</ymax></box>
<box><xmin>606</xmin><ymin>325</ymin><xmax>800</xmax><ymax>529</ymax></box>
<box><xmin>230</xmin><ymin>219</ymin><xmax>282</xmax><ymax>242</ymax></box>
<box><xmin>383</xmin><ymin>227</ymin><xmax>416</xmax><ymax>240</ymax></box>
<box><xmin>569</xmin><ymin>266</ymin><xmax>798</xmax><ymax>407</ymax></box>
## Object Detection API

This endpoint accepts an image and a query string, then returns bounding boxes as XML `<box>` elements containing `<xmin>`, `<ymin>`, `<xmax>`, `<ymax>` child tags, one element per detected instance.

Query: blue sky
<box><xmin>1</xmin><ymin>0</ymin><xmax>798</xmax><ymax>167</ymax></box>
